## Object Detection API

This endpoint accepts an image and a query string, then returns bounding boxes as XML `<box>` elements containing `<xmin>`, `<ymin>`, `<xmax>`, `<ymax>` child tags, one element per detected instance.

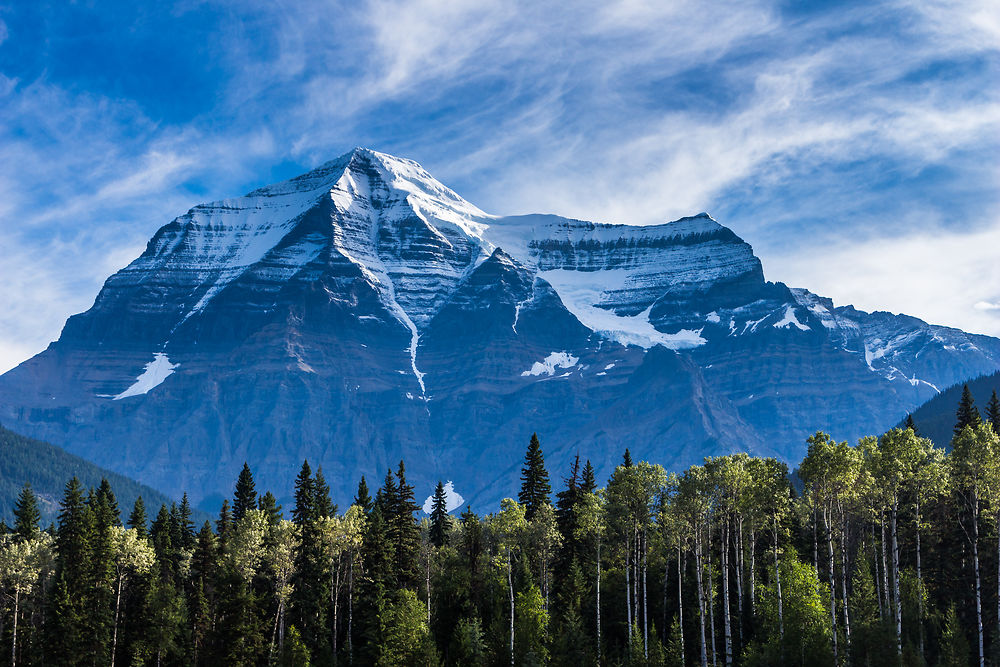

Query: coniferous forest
<box><xmin>2</xmin><ymin>387</ymin><xmax>1000</xmax><ymax>666</ymax></box>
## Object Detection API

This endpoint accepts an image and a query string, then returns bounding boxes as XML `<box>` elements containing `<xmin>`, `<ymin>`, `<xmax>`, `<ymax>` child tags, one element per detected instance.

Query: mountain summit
<box><xmin>2</xmin><ymin>148</ymin><xmax>998</xmax><ymax>510</ymax></box>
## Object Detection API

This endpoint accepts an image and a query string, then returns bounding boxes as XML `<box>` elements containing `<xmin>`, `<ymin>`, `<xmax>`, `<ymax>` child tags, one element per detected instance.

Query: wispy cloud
<box><xmin>0</xmin><ymin>0</ymin><xmax>997</xmax><ymax>372</ymax></box>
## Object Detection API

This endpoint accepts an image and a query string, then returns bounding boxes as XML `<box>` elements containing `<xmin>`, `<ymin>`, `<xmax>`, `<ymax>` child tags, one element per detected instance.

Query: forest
<box><xmin>2</xmin><ymin>385</ymin><xmax>1000</xmax><ymax>666</ymax></box>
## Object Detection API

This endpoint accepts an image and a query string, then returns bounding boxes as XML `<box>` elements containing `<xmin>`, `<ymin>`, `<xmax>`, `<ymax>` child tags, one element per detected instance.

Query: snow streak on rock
<box><xmin>114</xmin><ymin>353</ymin><xmax>178</xmax><ymax>400</ymax></box>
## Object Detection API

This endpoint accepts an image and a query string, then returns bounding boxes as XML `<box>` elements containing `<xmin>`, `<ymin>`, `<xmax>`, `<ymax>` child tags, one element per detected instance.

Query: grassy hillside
<box><xmin>908</xmin><ymin>369</ymin><xmax>1000</xmax><ymax>447</ymax></box>
<box><xmin>0</xmin><ymin>423</ymin><xmax>206</xmax><ymax>526</ymax></box>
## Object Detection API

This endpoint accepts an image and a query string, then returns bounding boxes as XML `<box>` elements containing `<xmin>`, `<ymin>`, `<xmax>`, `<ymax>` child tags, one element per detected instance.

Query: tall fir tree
<box><xmin>955</xmin><ymin>383</ymin><xmax>982</xmax><ymax>435</ymax></box>
<box><xmin>178</xmin><ymin>492</ymin><xmax>195</xmax><ymax>550</ymax></box>
<box><xmin>430</xmin><ymin>481</ymin><xmax>450</xmax><ymax>547</ymax></box>
<box><xmin>519</xmin><ymin>433</ymin><xmax>552</xmax><ymax>520</ymax></box>
<box><xmin>48</xmin><ymin>477</ymin><xmax>90</xmax><ymax>658</ymax></box>
<box><xmin>128</xmin><ymin>495</ymin><xmax>148</xmax><ymax>538</ymax></box>
<box><xmin>87</xmin><ymin>479</ymin><xmax>119</xmax><ymax>662</ymax></box>
<box><xmin>355</xmin><ymin>475</ymin><xmax>373</xmax><ymax>513</ymax></box>
<box><xmin>314</xmin><ymin>466</ymin><xmax>336</xmax><ymax>518</ymax></box>
<box><xmin>233</xmin><ymin>463</ymin><xmax>257</xmax><ymax>522</ymax></box>
<box><xmin>13</xmin><ymin>482</ymin><xmax>40</xmax><ymax>540</ymax></box>
<box><xmin>216</xmin><ymin>499</ymin><xmax>232</xmax><ymax>551</ymax></box>
<box><xmin>986</xmin><ymin>390</ymin><xmax>1000</xmax><ymax>434</ymax></box>
<box><xmin>622</xmin><ymin>448</ymin><xmax>633</xmax><ymax>467</ymax></box>
<box><xmin>904</xmin><ymin>413</ymin><xmax>918</xmax><ymax>434</ymax></box>
<box><xmin>581</xmin><ymin>459</ymin><xmax>597</xmax><ymax>493</ymax></box>
<box><xmin>258</xmin><ymin>490</ymin><xmax>282</xmax><ymax>524</ymax></box>
<box><xmin>290</xmin><ymin>460</ymin><xmax>331</xmax><ymax>659</ymax></box>
<box><xmin>388</xmin><ymin>461</ymin><xmax>421</xmax><ymax>588</ymax></box>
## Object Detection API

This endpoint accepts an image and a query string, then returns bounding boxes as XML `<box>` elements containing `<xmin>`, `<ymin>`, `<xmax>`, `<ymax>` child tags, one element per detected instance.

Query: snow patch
<box><xmin>773</xmin><ymin>306</ymin><xmax>810</xmax><ymax>331</ymax></box>
<box><xmin>539</xmin><ymin>270</ymin><xmax>706</xmax><ymax>349</ymax></box>
<box><xmin>522</xmin><ymin>352</ymin><xmax>580</xmax><ymax>377</ymax></box>
<box><xmin>706</xmin><ymin>311</ymin><xmax>721</xmax><ymax>323</ymax></box>
<box><xmin>422</xmin><ymin>481</ymin><xmax>465</xmax><ymax>513</ymax></box>
<box><xmin>113</xmin><ymin>353</ymin><xmax>178</xmax><ymax>400</ymax></box>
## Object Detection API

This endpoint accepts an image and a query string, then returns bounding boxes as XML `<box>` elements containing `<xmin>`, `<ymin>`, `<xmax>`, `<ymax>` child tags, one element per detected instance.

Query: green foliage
<box><xmin>955</xmin><ymin>384</ymin><xmax>982</xmax><ymax>435</ymax></box>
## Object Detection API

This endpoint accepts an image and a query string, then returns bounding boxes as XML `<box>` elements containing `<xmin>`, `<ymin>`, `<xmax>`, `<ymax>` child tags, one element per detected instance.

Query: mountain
<box><xmin>0</xmin><ymin>424</ymin><xmax>196</xmax><ymax>525</ymax></box>
<box><xmin>1</xmin><ymin>148</ymin><xmax>998</xmax><ymax>511</ymax></box>
<box><xmin>907</xmin><ymin>370</ymin><xmax>1000</xmax><ymax>447</ymax></box>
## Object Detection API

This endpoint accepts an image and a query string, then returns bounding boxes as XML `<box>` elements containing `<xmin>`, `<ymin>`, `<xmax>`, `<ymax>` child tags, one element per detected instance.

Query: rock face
<box><xmin>2</xmin><ymin>148</ymin><xmax>998</xmax><ymax>510</ymax></box>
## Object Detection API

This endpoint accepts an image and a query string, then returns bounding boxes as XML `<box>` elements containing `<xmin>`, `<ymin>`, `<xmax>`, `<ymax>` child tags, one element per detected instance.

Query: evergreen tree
<box><xmin>178</xmin><ymin>492</ymin><xmax>195</xmax><ymax>550</ymax></box>
<box><xmin>217</xmin><ymin>498</ymin><xmax>233</xmax><ymax>550</ymax></box>
<box><xmin>290</xmin><ymin>460</ymin><xmax>331</xmax><ymax>659</ymax></box>
<box><xmin>48</xmin><ymin>477</ymin><xmax>90</xmax><ymax>658</ymax></box>
<box><xmin>233</xmin><ymin>462</ymin><xmax>257</xmax><ymax>522</ymax></box>
<box><xmin>314</xmin><ymin>466</ymin><xmax>336</xmax><ymax>518</ymax></box>
<box><xmin>623</xmin><ymin>448</ymin><xmax>633</xmax><ymax>467</ymax></box>
<box><xmin>430</xmin><ymin>480</ymin><xmax>450</xmax><ymax>547</ymax></box>
<box><xmin>986</xmin><ymin>390</ymin><xmax>1000</xmax><ymax>434</ymax></box>
<box><xmin>13</xmin><ymin>482</ymin><xmax>40</xmax><ymax>540</ymax></box>
<box><xmin>258</xmin><ymin>490</ymin><xmax>282</xmax><ymax>524</ymax></box>
<box><xmin>355</xmin><ymin>475</ymin><xmax>373</xmax><ymax>513</ymax></box>
<box><xmin>955</xmin><ymin>383</ymin><xmax>982</xmax><ymax>435</ymax></box>
<box><xmin>127</xmin><ymin>495</ymin><xmax>148</xmax><ymax>538</ymax></box>
<box><xmin>519</xmin><ymin>433</ymin><xmax>552</xmax><ymax>520</ymax></box>
<box><xmin>387</xmin><ymin>461</ymin><xmax>421</xmax><ymax>588</ymax></box>
<box><xmin>580</xmin><ymin>459</ymin><xmax>597</xmax><ymax>494</ymax></box>
<box><xmin>88</xmin><ymin>479</ymin><xmax>119</xmax><ymax>662</ymax></box>
<box><xmin>904</xmin><ymin>413</ymin><xmax>917</xmax><ymax>434</ymax></box>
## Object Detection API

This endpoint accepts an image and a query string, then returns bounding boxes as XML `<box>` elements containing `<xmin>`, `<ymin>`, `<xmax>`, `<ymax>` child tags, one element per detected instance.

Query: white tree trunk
<box><xmin>824</xmin><ymin>507</ymin><xmax>838</xmax><ymax>664</ymax></box>
<box><xmin>643</xmin><ymin>531</ymin><xmax>648</xmax><ymax>659</ymax></box>
<box><xmin>773</xmin><ymin>520</ymin><xmax>783</xmax><ymax>640</ymax></box>
<box><xmin>722</xmin><ymin>518</ymin><xmax>733</xmax><ymax>666</ymax></box>
<box><xmin>695</xmin><ymin>530</ymin><xmax>708</xmax><ymax>667</ymax></box>
<box><xmin>11</xmin><ymin>588</ymin><xmax>19</xmax><ymax>667</ymax></box>
<box><xmin>972</xmin><ymin>494</ymin><xmax>984</xmax><ymax>667</ymax></box>
<box><xmin>678</xmin><ymin>545</ymin><xmax>685</xmax><ymax>667</ymax></box>
<box><xmin>891</xmin><ymin>504</ymin><xmax>902</xmax><ymax>658</ymax></box>
<box><xmin>597</xmin><ymin>538</ymin><xmax>602</xmax><ymax>665</ymax></box>
<box><xmin>508</xmin><ymin>550</ymin><xmax>515</xmax><ymax>667</ymax></box>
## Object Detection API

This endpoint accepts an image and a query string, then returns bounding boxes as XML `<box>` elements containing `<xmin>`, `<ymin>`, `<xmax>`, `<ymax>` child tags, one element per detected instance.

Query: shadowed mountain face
<box><xmin>2</xmin><ymin>148</ymin><xmax>998</xmax><ymax>511</ymax></box>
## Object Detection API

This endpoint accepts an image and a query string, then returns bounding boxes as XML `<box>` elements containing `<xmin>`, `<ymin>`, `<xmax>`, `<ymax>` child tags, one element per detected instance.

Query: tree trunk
<box><xmin>735</xmin><ymin>517</ymin><xmax>744</xmax><ymax>648</ymax></box>
<box><xmin>749</xmin><ymin>525</ymin><xmax>756</xmax><ymax>612</ymax></box>
<box><xmin>891</xmin><ymin>504</ymin><xmax>902</xmax><ymax>658</ymax></box>
<box><xmin>678</xmin><ymin>545</ymin><xmax>686</xmax><ymax>667</ymax></box>
<box><xmin>972</xmin><ymin>492</ymin><xmax>984</xmax><ymax>667</ymax></box>
<box><xmin>722</xmin><ymin>518</ymin><xmax>733</xmax><ymax>666</ymax></box>
<box><xmin>881</xmin><ymin>515</ymin><xmax>890</xmax><ymax>617</ymax></box>
<box><xmin>332</xmin><ymin>556</ymin><xmax>341</xmax><ymax>658</ymax></box>
<box><xmin>426</xmin><ymin>551</ymin><xmax>432</xmax><ymax>626</ymax></box>
<box><xmin>824</xmin><ymin>507</ymin><xmax>838</xmax><ymax>664</ymax></box>
<box><xmin>916</xmin><ymin>498</ymin><xmax>924</xmax><ymax>658</ymax></box>
<box><xmin>643</xmin><ymin>530</ymin><xmax>649</xmax><ymax>659</ymax></box>
<box><xmin>773</xmin><ymin>519</ymin><xmax>783</xmax><ymax>641</ymax></box>
<box><xmin>11</xmin><ymin>588</ymin><xmax>18</xmax><ymax>667</ymax></box>
<box><xmin>597</xmin><ymin>538</ymin><xmax>602</xmax><ymax>665</ymax></box>
<box><xmin>839</xmin><ymin>507</ymin><xmax>851</xmax><ymax>654</ymax></box>
<box><xmin>708</xmin><ymin>528</ymin><xmax>717</xmax><ymax>667</ymax></box>
<box><xmin>626</xmin><ymin>533</ymin><xmax>632</xmax><ymax>640</ymax></box>
<box><xmin>874</xmin><ymin>521</ymin><xmax>883</xmax><ymax>620</ymax></box>
<box><xmin>695</xmin><ymin>529</ymin><xmax>708</xmax><ymax>667</ymax></box>
<box><xmin>348</xmin><ymin>558</ymin><xmax>353</xmax><ymax>664</ymax></box>
<box><xmin>508</xmin><ymin>550</ymin><xmax>515</xmax><ymax>667</ymax></box>
<box><xmin>111</xmin><ymin>576</ymin><xmax>124</xmax><ymax>667</ymax></box>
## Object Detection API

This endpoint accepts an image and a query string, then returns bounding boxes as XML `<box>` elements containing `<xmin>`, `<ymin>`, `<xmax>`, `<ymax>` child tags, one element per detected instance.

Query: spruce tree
<box><xmin>355</xmin><ymin>475</ymin><xmax>373</xmax><ymax>513</ymax></box>
<box><xmin>88</xmin><ymin>479</ymin><xmax>119</xmax><ymax>662</ymax></box>
<box><xmin>623</xmin><ymin>448</ymin><xmax>633</xmax><ymax>467</ymax></box>
<box><xmin>388</xmin><ymin>461</ymin><xmax>420</xmax><ymax>588</ymax></box>
<box><xmin>955</xmin><ymin>384</ymin><xmax>982</xmax><ymax>435</ymax></box>
<box><xmin>178</xmin><ymin>492</ymin><xmax>195</xmax><ymax>550</ymax></box>
<box><xmin>128</xmin><ymin>496</ymin><xmax>148</xmax><ymax>538</ymax></box>
<box><xmin>290</xmin><ymin>460</ymin><xmax>331</xmax><ymax>658</ymax></box>
<box><xmin>314</xmin><ymin>466</ymin><xmax>336</xmax><ymax>518</ymax></box>
<box><xmin>581</xmin><ymin>459</ymin><xmax>597</xmax><ymax>494</ymax></box>
<box><xmin>13</xmin><ymin>482</ymin><xmax>40</xmax><ymax>540</ymax></box>
<box><xmin>430</xmin><ymin>481</ymin><xmax>450</xmax><ymax>547</ymax></box>
<box><xmin>258</xmin><ymin>490</ymin><xmax>282</xmax><ymax>524</ymax></box>
<box><xmin>986</xmin><ymin>390</ymin><xmax>1000</xmax><ymax>434</ymax></box>
<box><xmin>904</xmin><ymin>413</ymin><xmax>918</xmax><ymax>434</ymax></box>
<box><xmin>49</xmin><ymin>477</ymin><xmax>90</xmax><ymax>657</ymax></box>
<box><xmin>519</xmin><ymin>433</ymin><xmax>552</xmax><ymax>520</ymax></box>
<box><xmin>216</xmin><ymin>499</ymin><xmax>232</xmax><ymax>551</ymax></box>
<box><xmin>233</xmin><ymin>462</ymin><xmax>257</xmax><ymax>522</ymax></box>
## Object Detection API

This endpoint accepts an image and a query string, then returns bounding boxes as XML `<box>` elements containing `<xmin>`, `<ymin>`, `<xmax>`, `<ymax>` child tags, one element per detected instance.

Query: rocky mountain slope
<box><xmin>2</xmin><ymin>148</ymin><xmax>997</xmax><ymax>510</ymax></box>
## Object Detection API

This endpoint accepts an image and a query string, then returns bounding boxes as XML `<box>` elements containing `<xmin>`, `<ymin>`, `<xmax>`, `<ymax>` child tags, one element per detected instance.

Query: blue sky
<box><xmin>0</xmin><ymin>0</ymin><xmax>998</xmax><ymax>372</ymax></box>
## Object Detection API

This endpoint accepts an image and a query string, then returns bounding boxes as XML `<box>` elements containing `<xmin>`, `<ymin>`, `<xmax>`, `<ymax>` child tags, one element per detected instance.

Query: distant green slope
<box><xmin>0</xmin><ymin>423</ymin><xmax>205</xmax><ymax>525</ymax></box>
<box><xmin>908</xmin><ymin>370</ymin><xmax>1000</xmax><ymax>447</ymax></box>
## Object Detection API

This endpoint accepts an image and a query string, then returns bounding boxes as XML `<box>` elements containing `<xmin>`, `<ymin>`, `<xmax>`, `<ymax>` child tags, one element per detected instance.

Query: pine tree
<box><xmin>519</xmin><ymin>433</ymin><xmax>552</xmax><ymax>520</ymax></box>
<box><xmin>904</xmin><ymin>413</ymin><xmax>918</xmax><ymax>434</ymax></box>
<box><xmin>151</xmin><ymin>504</ymin><xmax>177</xmax><ymax>580</ymax></box>
<box><xmin>128</xmin><ymin>496</ymin><xmax>148</xmax><ymax>538</ymax></box>
<box><xmin>623</xmin><ymin>448</ymin><xmax>633</xmax><ymax>467</ymax></box>
<box><xmin>314</xmin><ymin>466</ymin><xmax>336</xmax><ymax>518</ymax></box>
<box><xmin>48</xmin><ymin>477</ymin><xmax>90</xmax><ymax>657</ymax></box>
<box><xmin>258</xmin><ymin>490</ymin><xmax>282</xmax><ymax>524</ymax></box>
<box><xmin>88</xmin><ymin>479</ymin><xmax>119</xmax><ymax>662</ymax></box>
<box><xmin>178</xmin><ymin>492</ymin><xmax>195</xmax><ymax>550</ymax></box>
<box><xmin>233</xmin><ymin>462</ymin><xmax>257</xmax><ymax>521</ymax></box>
<box><xmin>955</xmin><ymin>384</ymin><xmax>982</xmax><ymax>435</ymax></box>
<box><xmin>581</xmin><ymin>459</ymin><xmax>597</xmax><ymax>493</ymax></box>
<box><xmin>388</xmin><ymin>461</ymin><xmax>420</xmax><ymax>588</ymax></box>
<box><xmin>13</xmin><ymin>482</ymin><xmax>40</xmax><ymax>540</ymax></box>
<box><xmin>217</xmin><ymin>498</ymin><xmax>233</xmax><ymax>550</ymax></box>
<box><xmin>986</xmin><ymin>390</ymin><xmax>1000</xmax><ymax>434</ymax></box>
<box><xmin>290</xmin><ymin>460</ymin><xmax>331</xmax><ymax>659</ymax></box>
<box><xmin>430</xmin><ymin>481</ymin><xmax>450</xmax><ymax>547</ymax></box>
<box><xmin>355</xmin><ymin>475</ymin><xmax>373</xmax><ymax>513</ymax></box>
